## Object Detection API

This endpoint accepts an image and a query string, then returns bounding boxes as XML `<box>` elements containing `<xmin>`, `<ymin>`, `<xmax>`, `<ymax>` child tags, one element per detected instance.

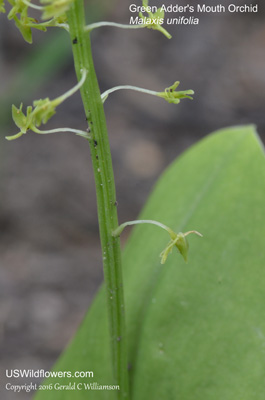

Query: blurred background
<box><xmin>0</xmin><ymin>0</ymin><xmax>265</xmax><ymax>398</ymax></box>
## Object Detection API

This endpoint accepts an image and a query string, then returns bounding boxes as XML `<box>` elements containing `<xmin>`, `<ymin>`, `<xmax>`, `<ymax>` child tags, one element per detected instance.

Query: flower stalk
<box><xmin>85</xmin><ymin>21</ymin><xmax>146</xmax><ymax>33</ymax></box>
<box><xmin>67</xmin><ymin>1</ymin><xmax>129</xmax><ymax>398</ymax></box>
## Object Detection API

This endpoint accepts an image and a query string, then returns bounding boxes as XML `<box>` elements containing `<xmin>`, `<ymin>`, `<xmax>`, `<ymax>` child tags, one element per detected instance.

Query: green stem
<box><xmin>85</xmin><ymin>21</ymin><xmax>145</xmax><ymax>32</ymax></box>
<box><xmin>113</xmin><ymin>219</ymin><xmax>176</xmax><ymax>238</ymax></box>
<box><xmin>101</xmin><ymin>85</ymin><xmax>158</xmax><ymax>103</ymax></box>
<box><xmin>53</xmin><ymin>67</ymin><xmax>87</xmax><ymax>106</ymax></box>
<box><xmin>22</xmin><ymin>0</ymin><xmax>43</xmax><ymax>10</ymax></box>
<box><xmin>32</xmin><ymin>126</ymin><xmax>91</xmax><ymax>139</ymax></box>
<box><xmin>5</xmin><ymin>131</ymin><xmax>23</xmax><ymax>141</ymax></box>
<box><xmin>67</xmin><ymin>1</ymin><xmax>129</xmax><ymax>399</ymax></box>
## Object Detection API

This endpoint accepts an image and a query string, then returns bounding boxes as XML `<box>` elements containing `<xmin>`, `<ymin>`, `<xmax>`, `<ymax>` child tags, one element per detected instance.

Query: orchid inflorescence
<box><xmin>0</xmin><ymin>0</ymin><xmax>72</xmax><ymax>42</ymax></box>
<box><xmin>3</xmin><ymin>0</ymin><xmax>200</xmax><ymax>265</ymax></box>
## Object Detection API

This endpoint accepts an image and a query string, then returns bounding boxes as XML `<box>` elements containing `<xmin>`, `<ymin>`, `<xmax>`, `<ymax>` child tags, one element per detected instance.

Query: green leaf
<box><xmin>34</xmin><ymin>126</ymin><xmax>265</xmax><ymax>399</ymax></box>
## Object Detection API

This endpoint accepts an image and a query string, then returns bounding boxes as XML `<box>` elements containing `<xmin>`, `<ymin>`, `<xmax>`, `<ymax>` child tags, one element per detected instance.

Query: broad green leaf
<box><xmin>35</xmin><ymin>125</ymin><xmax>265</xmax><ymax>399</ymax></box>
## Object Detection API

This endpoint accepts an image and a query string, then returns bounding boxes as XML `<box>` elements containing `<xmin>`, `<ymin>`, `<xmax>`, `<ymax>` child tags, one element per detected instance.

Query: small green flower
<box><xmin>7</xmin><ymin>0</ymin><xmax>47</xmax><ymax>43</ymax></box>
<box><xmin>5</xmin><ymin>0</ymin><xmax>69</xmax><ymax>43</ymax></box>
<box><xmin>139</xmin><ymin>0</ymin><xmax>172</xmax><ymax>39</ymax></box>
<box><xmin>32</xmin><ymin>98</ymin><xmax>57</xmax><ymax>125</ymax></box>
<box><xmin>6</xmin><ymin>69</ymin><xmax>88</xmax><ymax>141</ymax></box>
<box><xmin>160</xmin><ymin>232</ymin><xmax>190</xmax><ymax>264</ymax></box>
<box><xmin>10</xmin><ymin>98</ymin><xmax>57</xmax><ymax>138</ymax></box>
<box><xmin>7</xmin><ymin>0</ymin><xmax>26</xmax><ymax>20</ymax></box>
<box><xmin>12</xmin><ymin>103</ymin><xmax>28</xmax><ymax>132</ymax></box>
<box><xmin>160</xmin><ymin>229</ymin><xmax>203</xmax><ymax>264</ymax></box>
<box><xmin>40</xmin><ymin>0</ymin><xmax>74</xmax><ymax>20</ymax></box>
<box><xmin>157</xmin><ymin>81</ymin><xmax>194</xmax><ymax>104</ymax></box>
<box><xmin>113</xmin><ymin>219</ymin><xmax>202</xmax><ymax>264</ymax></box>
<box><xmin>0</xmin><ymin>0</ymin><xmax>5</xmax><ymax>13</ymax></box>
<box><xmin>7</xmin><ymin>103</ymin><xmax>34</xmax><ymax>140</ymax></box>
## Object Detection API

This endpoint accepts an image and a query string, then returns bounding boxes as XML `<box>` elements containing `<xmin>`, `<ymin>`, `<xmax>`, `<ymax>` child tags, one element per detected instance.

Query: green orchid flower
<box><xmin>157</xmin><ymin>81</ymin><xmax>194</xmax><ymax>104</ymax></box>
<box><xmin>160</xmin><ymin>231</ymin><xmax>201</xmax><ymax>264</ymax></box>
<box><xmin>139</xmin><ymin>0</ymin><xmax>172</xmax><ymax>39</ymax></box>
<box><xmin>113</xmin><ymin>219</ymin><xmax>202</xmax><ymax>264</ymax></box>
<box><xmin>0</xmin><ymin>0</ymin><xmax>6</xmax><ymax>12</ymax></box>
<box><xmin>6</xmin><ymin>69</ymin><xmax>89</xmax><ymax>141</ymax></box>
<box><xmin>40</xmin><ymin>0</ymin><xmax>74</xmax><ymax>20</ymax></box>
